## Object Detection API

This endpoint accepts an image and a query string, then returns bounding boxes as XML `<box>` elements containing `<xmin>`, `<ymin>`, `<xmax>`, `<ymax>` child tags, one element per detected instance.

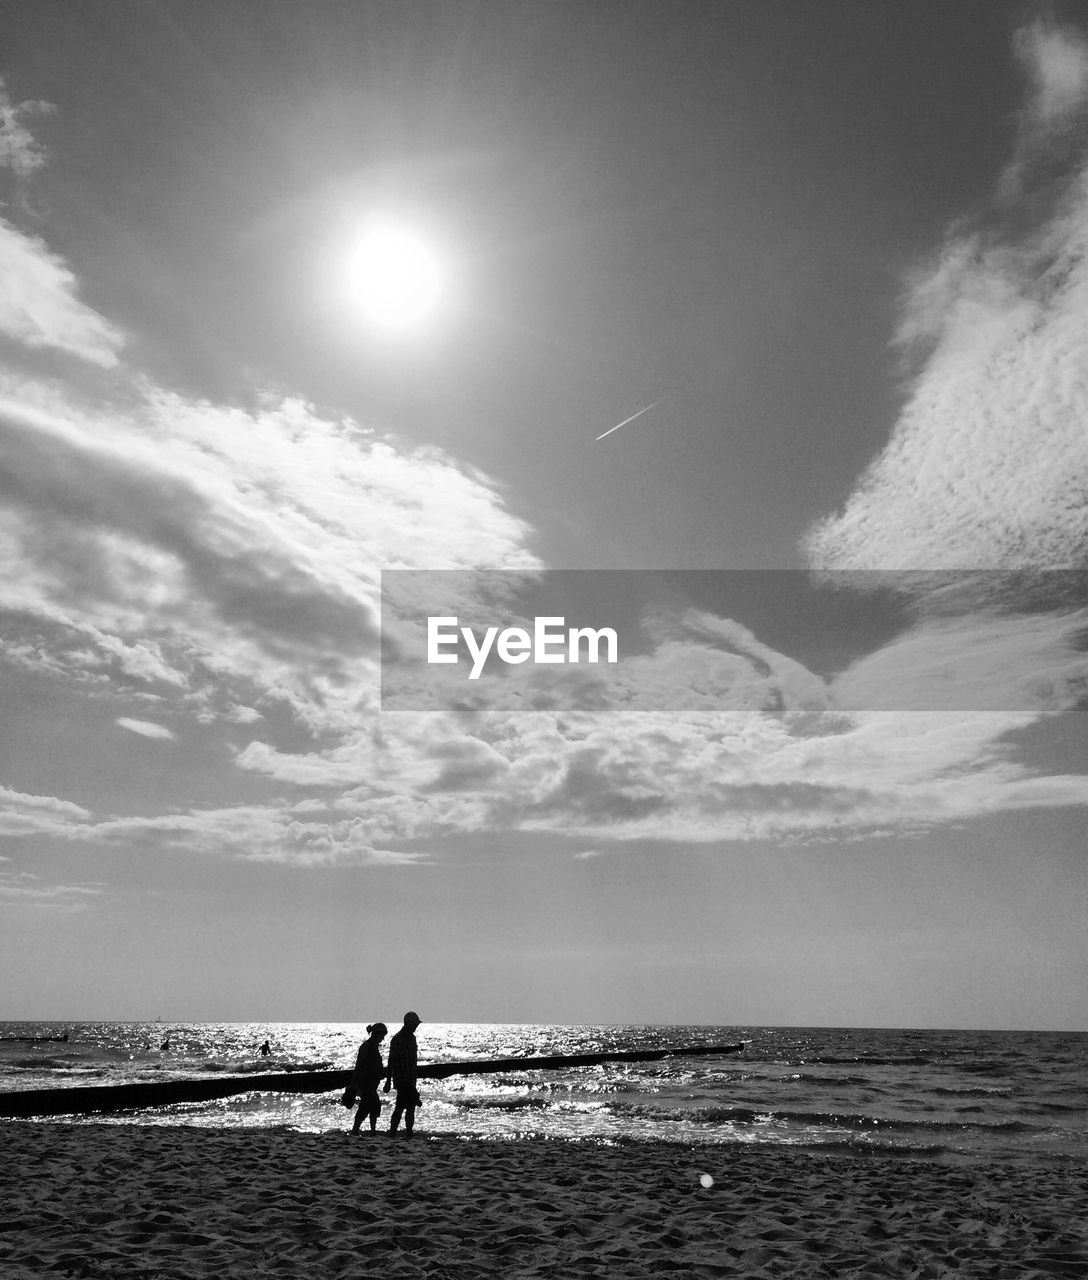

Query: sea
<box><xmin>1</xmin><ymin>1023</ymin><xmax>1085</xmax><ymax>1167</ymax></box>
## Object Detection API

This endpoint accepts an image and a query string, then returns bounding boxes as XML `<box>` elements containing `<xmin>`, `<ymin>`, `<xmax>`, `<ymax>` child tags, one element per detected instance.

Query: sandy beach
<box><xmin>1</xmin><ymin>1123</ymin><xmax>1086</xmax><ymax>1278</ymax></box>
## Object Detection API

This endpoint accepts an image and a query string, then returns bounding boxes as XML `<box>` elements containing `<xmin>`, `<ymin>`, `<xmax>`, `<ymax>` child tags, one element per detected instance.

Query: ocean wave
<box><xmin>197</xmin><ymin>1060</ymin><xmax>333</xmax><ymax>1074</ymax></box>
<box><xmin>452</xmin><ymin>1096</ymin><xmax>552</xmax><ymax>1113</ymax></box>
<box><xmin>796</xmin><ymin>1055</ymin><xmax>934</xmax><ymax>1068</ymax></box>
<box><xmin>704</xmin><ymin>1107</ymin><xmax>1034</xmax><ymax>1135</ymax></box>
<box><xmin>4</xmin><ymin>1056</ymin><xmax>84</xmax><ymax>1070</ymax></box>
<box><xmin>606</xmin><ymin>1100</ymin><xmax>1035</xmax><ymax>1135</ymax></box>
<box><xmin>777</xmin><ymin>1073</ymin><xmax>876</xmax><ymax>1087</ymax></box>
<box><xmin>933</xmin><ymin>1086</ymin><xmax>1013</xmax><ymax>1097</ymax></box>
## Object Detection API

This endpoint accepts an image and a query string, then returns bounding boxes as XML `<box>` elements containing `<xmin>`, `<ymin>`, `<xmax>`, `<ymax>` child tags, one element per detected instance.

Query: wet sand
<box><xmin>2</xmin><ymin>1121</ymin><xmax>1086</xmax><ymax>1277</ymax></box>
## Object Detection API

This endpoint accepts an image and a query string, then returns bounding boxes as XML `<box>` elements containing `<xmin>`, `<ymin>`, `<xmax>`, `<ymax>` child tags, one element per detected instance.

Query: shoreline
<box><xmin>3</xmin><ymin>1123</ymin><xmax>1087</xmax><ymax>1278</ymax></box>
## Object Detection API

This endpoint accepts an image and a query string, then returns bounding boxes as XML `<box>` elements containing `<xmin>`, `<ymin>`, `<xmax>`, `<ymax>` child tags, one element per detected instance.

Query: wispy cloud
<box><xmin>0</xmin><ymin>869</ymin><xmax>103</xmax><ymax>913</ymax></box>
<box><xmin>0</xmin><ymin>221</ymin><xmax>125</xmax><ymax>366</ymax></box>
<box><xmin>84</xmin><ymin>805</ymin><xmax>427</xmax><ymax>868</ymax></box>
<box><xmin>0</xmin><ymin>76</ymin><xmax>52</xmax><ymax>180</ymax></box>
<box><xmin>806</xmin><ymin>20</ymin><xmax>1088</xmax><ymax>572</ymax></box>
<box><xmin>830</xmin><ymin>604</ymin><xmax>1088</xmax><ymax>714</ymax></box>
<box><xmin>785</xmin><ymin>22</ymin><xmax>1088</xmax><ymax>848</ymax></box>
<box><xmin>115</xmin><ymin>717</ymin><xmax>175</xmax><ymax>741</ymax></box>
<box><xmin>0</xmin><ymin>786</ymin><xmax>93</xmax><ymax>838</ymax></box>
<box><xmin>1012</xmin><ymin>19</ymin><xmax>1088</xmax><ymax>140</ymax></box>
<box><xmin>0</xmin><ymin>77</ymin><xmax>122</xmax><ymax>366</ymax></box>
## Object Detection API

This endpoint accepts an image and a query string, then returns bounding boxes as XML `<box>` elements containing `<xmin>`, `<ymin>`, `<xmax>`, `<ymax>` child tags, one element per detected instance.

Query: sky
<box><xmin>1</xmin><ymin>0</ymin><xmax>1086</xmax><ymax>1029</ymax></box>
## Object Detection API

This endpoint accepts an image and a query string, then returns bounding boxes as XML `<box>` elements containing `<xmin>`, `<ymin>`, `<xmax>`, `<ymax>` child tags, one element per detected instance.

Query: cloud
<box><xmin>0</xmin><ymin>77</ymin><xmax>121</xmax><ymax>365</ymax></box>
<box><xmin>0</xmin><ymin>393</ymin><xmax>381</xmax><ymax>654</ymax></box>
<box><xmin>1013</xmin><ymin>19</ymin><xmax>1088</xmax><ymax>135</ymax></box>
<box><xmin>790</xmin><ymin>23</ymin><xmax>1088</xmax><ymax>847</ymax></box>
<box><xmin>0</xmin><ymin>76</ymin><xmax>52</xmax><ymax>180</ymax></box>
<box><xmin>0</xmin><ymin>220</ymin><xmax>124</xmax><ymax>366</ymax></box>
<box><xmin>115</xmin><ymin>717</ymin><xmax>176</xmax><ymax>741</ymax></box>
<box><xmin>0</xmin><ymin>786</ymin><xmax>93</xmax><ymax>838</ymax></box>
<box><xmin>805</xmin><ymin>20</ymin><xmax>1088</xmax><ymax>572</ymax></box>
<box><xmin>83</xmin><ymin>804</ymin><xmax>426</xmax><ymax>867</ymax></box>
<box><xmin>7</xmin><ymin>563</ymin><xmax>1074</xmax><ymax>858</ymax></box>
<box><xmin>0</xmin><ymin>781</ymin><xmax>427</xmax><ymax>867</ymax></box>
<box><xmin>830</xmin><ymin>604</ymin><xmax>1088</xmax><ymax>714</ymax></box>
<box><xmin>3</xmin><ymin>35</ymin><xmax>1085</xmax><ymax>870</ymax></box>
<box><xmin>0</xmin><ymin>869</ymin><xmax>103</xmax><ymax>913</ymax></box>
<box><xmin>225</xmin><ymin>704</ymin><xmax>263</xmax><ymax>724</ymax></box>
<box><xmin>0</xmin><ymin>381</ymin><xmax>540</xmax><ymax>735</ymax></box>
<box><xmin>0</xmin><ymin>190</ymin><xmax>541</xmax><ymax>869</ymax></box>
<box><xmin>236</xmin><ymin>603</ymin><xmax>1088</xmax><ymax>846</ymax></box>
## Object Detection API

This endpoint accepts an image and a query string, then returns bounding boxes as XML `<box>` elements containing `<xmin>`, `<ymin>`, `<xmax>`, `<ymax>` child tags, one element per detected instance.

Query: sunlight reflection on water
<box><xmin>2</xmin><ymin>1022</ymin><xmax>1085</xmax><ymax>1164</ymax></box>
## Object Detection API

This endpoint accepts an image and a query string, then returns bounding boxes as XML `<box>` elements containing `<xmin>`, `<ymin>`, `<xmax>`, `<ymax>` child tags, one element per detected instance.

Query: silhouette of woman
<box><xmin>351</xmin><ymin>1023</ymin><xmax>387</xmax><ymax>1134</ymax></box>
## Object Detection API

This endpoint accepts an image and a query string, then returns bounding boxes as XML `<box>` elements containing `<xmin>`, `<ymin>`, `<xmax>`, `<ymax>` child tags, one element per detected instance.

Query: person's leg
<box><xmin>368</xmin><ymin>1091</ymin><xmax>381</xmax><ymax>1132</ymax></box>
<box><xmin>390</xmin><ymin>1095</ymin><xmax>405</xmax><ymax>1131</ymax></box>
<box><xmin>351</xmin><ymin>1099</ymin><xmax>364</xmax><ymax>1134</ymax></box>
<box><xmin>404</xmin><ymin>1102</ymin><xmax>415</xmax><ymax>1134</ymax></box>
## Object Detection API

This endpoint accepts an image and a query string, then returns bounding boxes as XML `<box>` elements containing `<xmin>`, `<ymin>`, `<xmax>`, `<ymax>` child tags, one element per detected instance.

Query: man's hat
<box><xmin>404</xmin><ymin>1011</ymin><xmax>421</xmax><ymax>1026</ymax></box>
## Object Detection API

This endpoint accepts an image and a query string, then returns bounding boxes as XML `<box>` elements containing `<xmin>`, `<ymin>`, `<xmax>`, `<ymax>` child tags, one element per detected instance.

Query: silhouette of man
<box><xmin>384</xmin><ymin>1011</ymin><xmax>422</xmax><ymax>1134</ymax></box>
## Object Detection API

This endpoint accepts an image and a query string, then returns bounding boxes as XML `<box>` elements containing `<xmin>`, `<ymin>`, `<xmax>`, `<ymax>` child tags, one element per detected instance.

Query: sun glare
<box><xmin>349</xmin><ymin>224</ymin><xmax>444</xmax><ymax>330</ymax></box>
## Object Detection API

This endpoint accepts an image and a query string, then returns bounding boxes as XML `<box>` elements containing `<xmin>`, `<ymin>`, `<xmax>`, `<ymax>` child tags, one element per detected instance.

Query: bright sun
<box><xmin>349</xmin><ymin>224</ymin><xmax>444</xmax><ymax>330</ymax></box>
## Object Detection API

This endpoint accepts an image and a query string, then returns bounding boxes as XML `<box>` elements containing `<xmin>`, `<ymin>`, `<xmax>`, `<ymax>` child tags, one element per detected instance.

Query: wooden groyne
<box><xmin>420</xmin><ymin>1042</ymin><xmax>746</xmax><ymax>1079</ymax></box>
<box><xmin>0</xmin><ymin>1042</ymin><xmax>745</xmax><ymax>1119</ymax></box>
<box><xmin>0</xmin><ymin>1069</ymin><xmax>352</xmax><ymax>1119</ymax></box>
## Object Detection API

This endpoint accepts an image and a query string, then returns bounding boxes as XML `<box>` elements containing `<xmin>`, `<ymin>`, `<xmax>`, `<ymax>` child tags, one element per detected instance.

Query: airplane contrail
<box><xmin>595</xmin><ymin>396</ymin><xmax>666</xmax><ymax>441</ymax></box>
